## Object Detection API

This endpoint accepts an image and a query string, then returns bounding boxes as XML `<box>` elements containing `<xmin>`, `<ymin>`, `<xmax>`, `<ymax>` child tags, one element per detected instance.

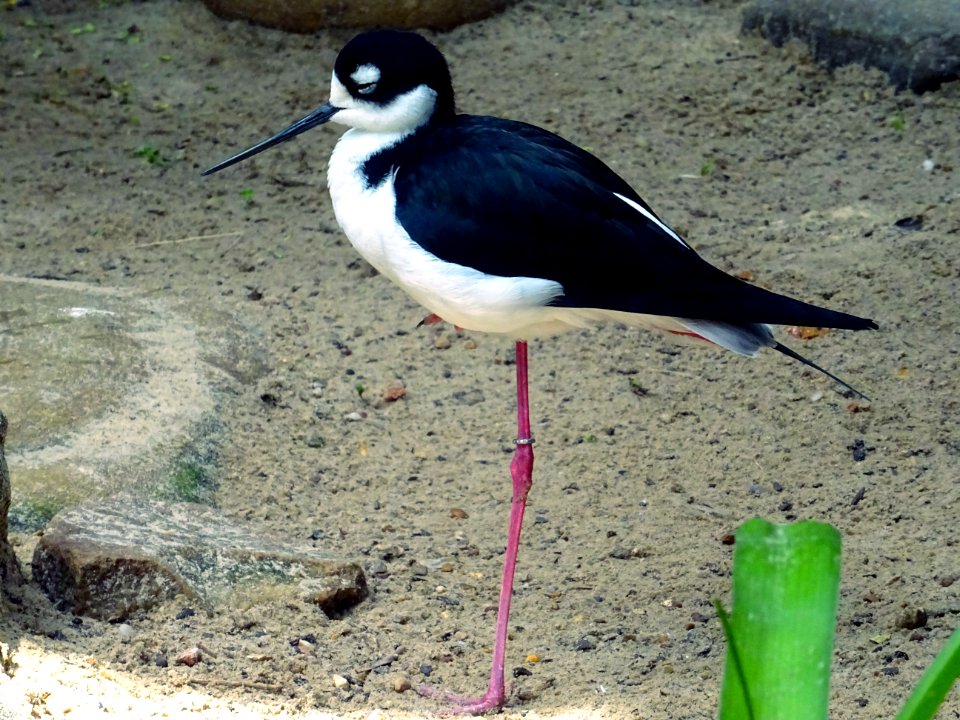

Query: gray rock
<box><xmin>0</xmin><ymin>276</ymin><xmax>266</xmax><ymax>531</ymax></box>
<box><xmin>32</xmin><ymin>499</ymin><xmax>367</xmax><ymax>621</ymax></box>
<box><xmin>742</xmin><ymin>0</ymin><xmax>960</xmax><ymax>92</ymax></box>
<box><xmin>199</xmin><ymin>0</ymin><xmax>517</xmax><ymax>33</ymax></box>
<box><xmin>0</xmin><ymin>410</ymin><xmax>24</xmax><ymax>593</ymax></box>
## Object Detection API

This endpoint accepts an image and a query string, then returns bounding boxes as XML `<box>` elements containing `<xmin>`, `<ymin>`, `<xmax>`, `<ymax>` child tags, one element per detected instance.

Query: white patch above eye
<box><xmin>350</xmin><ymin>64</ymin><xmax>381</xmax><ymax>88</ymax></box>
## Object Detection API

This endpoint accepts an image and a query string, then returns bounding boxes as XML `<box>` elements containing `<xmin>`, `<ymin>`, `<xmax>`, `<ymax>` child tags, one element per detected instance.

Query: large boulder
<box><xmin>743</xmin><ymin>0</ymin><xmax>960</xmax><ymax>92</ymax></box>
<box><xmin>0</xmin><ymin>410</ymin><xmax>24</xmax><ymax>593</ymax></box>
<box><xmin>32</xmin><ymin>499</ymin><xmax>367</xmax><ymax>621</ymax></box>
<box><xmin>0</xmin><ymin>276</ymin><xmax>268</xmax><ymax>533</ymax></box>
<box><xmin>199</xmin><ymin>0</ymin><xmax>517</xmax><ymax>32</ymax></box>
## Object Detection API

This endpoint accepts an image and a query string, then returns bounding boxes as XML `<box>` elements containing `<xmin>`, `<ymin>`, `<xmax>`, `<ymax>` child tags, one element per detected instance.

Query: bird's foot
<box><xmin>417</xmin><ymin>683</ymin><xmax>507</xmax><ymax>716</ymax></box>
<box><xmin>417</xmin><ymin>313</ymin><xmax>463</xmax><ymax>332</ymax></box>
<box><xmin>418</xmin><ymin>313</ymin><xmax>444</xmax><ymax>327</ymax></box>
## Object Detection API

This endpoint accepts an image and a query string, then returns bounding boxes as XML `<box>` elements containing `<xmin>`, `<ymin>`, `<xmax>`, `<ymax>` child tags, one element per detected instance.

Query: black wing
<box><xmin>384</xmin><ymin>115</ymin><xmax>875</xmax><ymax>330</ymax></box>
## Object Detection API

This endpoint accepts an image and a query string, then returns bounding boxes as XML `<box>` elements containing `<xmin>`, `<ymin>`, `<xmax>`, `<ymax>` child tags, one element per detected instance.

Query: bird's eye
<box><xmin>350</xmin><ymin>64</ymin><xmax>381</xmax><ymax>96</ymax></box>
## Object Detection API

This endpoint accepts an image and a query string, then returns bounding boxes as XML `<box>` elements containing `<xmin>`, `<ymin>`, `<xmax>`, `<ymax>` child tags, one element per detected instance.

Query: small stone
<box><xmin>449</xmin><ymin>508</ymin><xmax>468</xmax><ymax>519</ymax></box>
<box><xmin>118</xmin><ymin>623</ymin><xmax>134</xmax><ymax>643</ymax></box>
<box><xmin>850</xmin><ymin>439</ymin><xmax>868</xmax><ymax>462</ymax></box>
<box><xmin>516</xmin><ymin>687</ymin><xmax>539</xmax><ymax>702</ymax></box>
<box><xmin>464</xmin><ymin>339</ymin><xmax>477</xmax><ymax>350</ymax></box>
<box><xmin>895</xmin><ymin>607</ymin><xmax>928</xmax><ymax>630</ymax></box>
<box><xmin>851</xmin><ymin>487</ymin><xmax>867</xmax><ymax>506</ymax></box>
<box><xmin>332</xmin><ymin>674</ymin><xmax>350</xmax><ymax>689</ymax></box>
<box><xmin>295</xmin><ymin>637</ymin><xmax>316</xmax><ymax>655</ymax></box>
<box><xmin>389</xmin><ymin>674</ymin><xmax>412</xmax><ymax>693</ymax></box>
<box><xmin>574</xmin><ymin>636</ymin><xmax>596</xmax><ymax>651</ymax></box>
<box><xmin>177</xmin><ymin>647</ymin><xmax>202</xmax><ymax>666</ymax></box>
<box><xmin>313</xmin><ymin>401</ymin><xmax>334</xmax><ymax>419</ymax></box>
<box><xmin>451</xmin><ymin>389</ymin><xmax>484</xmax><ymax>406</ymax></box>
<box><xmin>434</xmin><ymin>334</ymin><xmax>451</xmax><ymax>350</ymax></box>
<box><xmin>370</xmin><ymin>654</ymin><xmax>397</xmax><ymax>671</ymax></box>
<box><xmin>382</xmin><ymin>382</ymin><xmax>406</xmax><ymax>402</ymax></box>
<box><xmin>175</xmin><ymin>607</ymin><xmax>196</xmax><ymax>620</ymax></box>
<box><xmin>155</xmin><ymin>653</ymin><xmax>168</xmax><ymax>668</ymax></box>
<box><xmin>299</xmin><ymin>567</ymin><xmax>369</xmax><ymax>617</ymax></box>
<box><xmin>306</xmin><ymin>433</ymin><xmax>326</xmax><ymax>448</ymax></box>
<box><xmin>344</xmin><ymin>411</ymin><xmax>364</xmax><ymax>422</ymax></box>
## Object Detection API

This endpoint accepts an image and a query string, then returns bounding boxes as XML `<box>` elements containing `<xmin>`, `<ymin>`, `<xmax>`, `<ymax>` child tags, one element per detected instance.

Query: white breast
<box><xmin>327</xmin><ymin>129</ymin><xmax>573</xmax><ymax>337</ymax></box>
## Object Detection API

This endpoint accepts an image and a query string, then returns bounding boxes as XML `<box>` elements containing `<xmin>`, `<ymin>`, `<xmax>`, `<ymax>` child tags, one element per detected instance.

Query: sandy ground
<box><xmin>1</xmin><ymin>0</ymin><xmax>959</xmax><ymax>718</ymax></box>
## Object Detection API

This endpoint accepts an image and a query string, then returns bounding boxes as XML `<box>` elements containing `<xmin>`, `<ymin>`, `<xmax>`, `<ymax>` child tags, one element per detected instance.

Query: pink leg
<box><xmin>420</xmin><ymin>340</ymin><xmax>535</xmax><ymax>714</ymax></box>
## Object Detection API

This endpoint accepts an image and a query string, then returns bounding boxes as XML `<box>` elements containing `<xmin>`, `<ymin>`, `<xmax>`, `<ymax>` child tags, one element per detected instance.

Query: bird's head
<box><xmin>203</xmin><ymin>30</ymin><xmax>454</xmax><ymax>175</ymax></box>
<box><xmin>330</xmin><ymin>29</ymin><xmax>455</xmax><ymax>132</ymax></box>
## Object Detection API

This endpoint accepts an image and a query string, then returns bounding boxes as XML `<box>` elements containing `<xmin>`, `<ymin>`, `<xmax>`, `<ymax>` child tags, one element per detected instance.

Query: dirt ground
<box><xmin>1</xmin><ymin>0</ymin><xmax>958</xmax><ymax>718</ymax></box>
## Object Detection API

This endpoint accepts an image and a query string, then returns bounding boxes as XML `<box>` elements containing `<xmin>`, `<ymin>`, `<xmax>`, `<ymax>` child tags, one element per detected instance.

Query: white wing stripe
<box><xmin>613</xmin><ymin>192</ymin><xmax>690</xmax><ymax>249</ymax></box>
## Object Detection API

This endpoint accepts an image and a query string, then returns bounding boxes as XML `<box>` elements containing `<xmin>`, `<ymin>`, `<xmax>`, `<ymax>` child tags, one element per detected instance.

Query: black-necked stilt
<box><xmin>204</xmin><ymin>29</ymin><xmax>877</xmax><ymax>713</ymax></box>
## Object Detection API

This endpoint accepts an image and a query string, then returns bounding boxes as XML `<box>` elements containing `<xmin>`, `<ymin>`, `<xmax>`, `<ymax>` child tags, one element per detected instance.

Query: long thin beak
<box><xmin>202</xmin><ymin>101</ymin><xmax>339</xmax><ymax>176</ymax></box>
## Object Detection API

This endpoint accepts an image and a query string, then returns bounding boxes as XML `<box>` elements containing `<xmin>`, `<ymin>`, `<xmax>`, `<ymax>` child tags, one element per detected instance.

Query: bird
<box><xmin>204</xmin><ymin>29</ymin><xmax>877</xmax><ymax>713</ymax></box>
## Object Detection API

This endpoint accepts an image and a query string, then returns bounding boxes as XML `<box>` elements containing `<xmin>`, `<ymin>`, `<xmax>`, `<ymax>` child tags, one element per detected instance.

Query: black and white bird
<box><xmin>204</xmin><ymin>29</ymin><xmax>876</xmax><ymax>713</ymax></box>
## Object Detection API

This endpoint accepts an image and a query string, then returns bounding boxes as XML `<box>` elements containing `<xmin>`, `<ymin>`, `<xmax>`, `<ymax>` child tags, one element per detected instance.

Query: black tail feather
<box><xmin>772</xmin><ymin>342</ymin><xmax>870</xmax><ymax>401</ymax></box>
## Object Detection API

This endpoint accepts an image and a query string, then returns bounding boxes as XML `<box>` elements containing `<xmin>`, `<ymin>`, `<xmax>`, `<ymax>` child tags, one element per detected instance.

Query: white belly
<box><xmin>327</xmin><ymin>128</ymin><xmax>573</xmax><ymax>337</ymax></box>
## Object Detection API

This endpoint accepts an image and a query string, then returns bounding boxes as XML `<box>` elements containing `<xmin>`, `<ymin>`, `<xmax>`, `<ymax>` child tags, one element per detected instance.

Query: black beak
<box><xmin>202</xmin><ymin>102</ymin><xmax>339</xmax><ymax>176</ymax></box>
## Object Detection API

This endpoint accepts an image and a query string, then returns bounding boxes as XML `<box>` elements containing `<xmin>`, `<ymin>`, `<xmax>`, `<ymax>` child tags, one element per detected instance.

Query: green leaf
<box><xmin>69</xmin><ymin>22</ymin><xmax>96</xmax><ymax>35</ymax></box>
<box><xmin>889</xmin><ymin>109</ymin><xmax>907</xmax><ymax>132</ymax></box>
<box><xmin>896</xmin><ymin>626</ymin><xmax>960</xmax><ymax>720</ymax></box>
<box><xmin>719</xmin><ymin>518</ymin><xmax>841</xmax><ymax>720</ymax></box>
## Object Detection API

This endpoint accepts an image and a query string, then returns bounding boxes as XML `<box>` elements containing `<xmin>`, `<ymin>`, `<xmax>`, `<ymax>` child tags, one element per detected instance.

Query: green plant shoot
<box><xmin>896</xmin><ymin>625</ymin><xmax>960</xmax><ymax>720</ymax></box>
<box><xmin>719</xmin><ymin>518</ymin><xmax>841</xmax><ymax>720</ymax></box>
